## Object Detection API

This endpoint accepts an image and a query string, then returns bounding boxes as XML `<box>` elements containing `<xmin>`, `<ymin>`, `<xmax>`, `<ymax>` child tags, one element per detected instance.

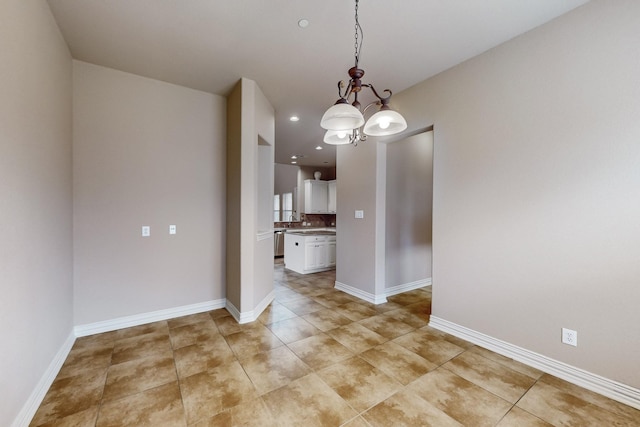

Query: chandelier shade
<box><xmin>320</xmin><ymin>102</ymin><xmax>365</xmax><ymax>131</ymax></box>
<box><xmin>323</xmin><ymin>130</ymin><xmax>352</xmax><ymax>145</ymax></box>
<box><xmin>363</xmin><ymin>108</ymin><xmax>408</xmax><ymax>136</ymax></box>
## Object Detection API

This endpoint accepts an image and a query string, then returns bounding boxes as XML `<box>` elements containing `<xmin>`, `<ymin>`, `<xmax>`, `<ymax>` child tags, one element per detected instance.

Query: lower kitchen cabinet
<box><xmin>285</xmin><ymin>232</ymin><xmax>336</xmax><ymax>274</ymax></box>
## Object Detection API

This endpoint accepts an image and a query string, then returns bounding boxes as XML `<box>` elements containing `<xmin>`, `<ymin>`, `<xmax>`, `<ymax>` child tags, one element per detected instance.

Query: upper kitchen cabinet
<box><xmin>304</xmin><ymin>179</ymin><xmax>328</xmax><ymax>213</ymax></box>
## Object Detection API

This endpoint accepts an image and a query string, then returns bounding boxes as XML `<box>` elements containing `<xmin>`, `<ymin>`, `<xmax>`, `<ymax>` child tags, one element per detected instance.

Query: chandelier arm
<box><xmin>367</xmin><ymin>84</ymin><xmax>392</xmax><ymax>105</ymax></box>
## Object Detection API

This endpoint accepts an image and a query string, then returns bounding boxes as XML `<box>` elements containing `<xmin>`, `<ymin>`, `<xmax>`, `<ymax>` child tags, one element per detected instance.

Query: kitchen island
<box><xmin>284</xmin><ymin>229</ymin><xmax>336</xmax><ymax>274</ymax></box>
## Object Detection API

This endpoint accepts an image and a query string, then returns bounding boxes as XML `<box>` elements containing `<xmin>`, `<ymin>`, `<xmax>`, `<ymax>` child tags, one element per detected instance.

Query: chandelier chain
<box><xmin>354</xmin><ymin>0</ymin><xmax>363</xmax><ymax>68</ymax></box>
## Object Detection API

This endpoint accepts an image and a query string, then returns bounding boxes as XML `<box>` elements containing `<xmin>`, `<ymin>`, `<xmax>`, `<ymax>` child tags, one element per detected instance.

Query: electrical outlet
<box><xmin>169</xmin><ymin>224</ymin><xmax>177</xmax><ymax>235</ymax></box>
<box><xmin>141</xmin><ymin>226</ymin><xmax>150</xmax><ymax>237</ymax></box>
<box><xmin>562</xmin><ymin>328</ymin><xmax>577</xmax><ymax>346</ymax></box>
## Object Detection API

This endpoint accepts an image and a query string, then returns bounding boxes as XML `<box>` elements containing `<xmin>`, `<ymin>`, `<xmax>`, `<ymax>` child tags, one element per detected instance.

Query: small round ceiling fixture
<box><xmin>291</xmin><ymin>161</ymin><xmax>297</xmax><ymax>164</ymax></box>
<box><xmin>290</xmin><ymin>116</ymin><xmax>300</xmax><ymax>122</ymax></box>
<box><xmin>315</xmin><ymin>146</ymin><xmax>323</xmax><ymax>150</ymax></box>
<box><xmin>298</xmin><ymin>19</ymin><xmax>309</xmax><ymax>29</ymax></box>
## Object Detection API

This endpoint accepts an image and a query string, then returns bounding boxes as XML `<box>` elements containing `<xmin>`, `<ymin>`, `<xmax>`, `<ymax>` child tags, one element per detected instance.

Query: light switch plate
<box><xmin>355</xmin><ymin>210</ymin><xmax>364</xmax><ymax>219</ymax></box>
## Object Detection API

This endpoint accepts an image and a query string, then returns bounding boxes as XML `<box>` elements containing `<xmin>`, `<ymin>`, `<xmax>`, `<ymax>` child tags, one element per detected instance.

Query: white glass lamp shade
<box><xmin>323</xmin><ymin>130</ymin><xmax>352</xmax><ymax>145</ymax></box>
<box><xmin>363</xmin><ymin>109</ymin><xmax>407</xmax><ymax>136</ymax></box>
<box><xmin>320</xmin><ymin>103</ymin><xmax>365</xmax><ymax>131</ymax></box>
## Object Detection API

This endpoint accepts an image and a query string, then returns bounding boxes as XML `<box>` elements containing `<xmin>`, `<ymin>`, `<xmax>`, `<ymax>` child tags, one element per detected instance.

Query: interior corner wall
<box><xmin>385</xmin><ymin>131</ymin><xmax>433</xmax><ymax>289</ymax></box>
<box><xmin>393</xmin><ymin>0</ymin><xmax>640</xmax><ymax>388</ymax></box>
<box><xmin>0</xmin><ymin>1</ymin><xmax>73</xmax><ymax>425</ymax></box>
<box><xmin>226</xmin><ymin>78</ymin><xmax>275</xmax><ymax>320</ymax></box>
<box><xmin>72</xmin><ymin>61</ymin><xmax>227</xmax><ymax>326</ymax></box>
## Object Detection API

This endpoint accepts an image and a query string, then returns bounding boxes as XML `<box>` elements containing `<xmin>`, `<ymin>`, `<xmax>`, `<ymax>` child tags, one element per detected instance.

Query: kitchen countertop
<box><xmin>287</xmin><ymin>230</ymin><xmax>336</xmax><ymax>236</ymax></box>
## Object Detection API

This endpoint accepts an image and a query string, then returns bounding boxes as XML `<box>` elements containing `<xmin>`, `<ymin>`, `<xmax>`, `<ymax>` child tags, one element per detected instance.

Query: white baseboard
<box><xmin>335</xmin><ymin>281</ymin><xmax>388</xmax><ymax>305</ymax></box>
<box><xmin>385</xmin><ymin>278</ymin><xmax>431</xmax><ymax>297</ymax></box>
<box><xmin>11</xmin><ymin>331</ymin><xmax>76</xmax><ymax>427</ymax></box>
<box><xmin>74</xmin><ymin>299</ymin><xmax>227</xmax><ymax>337</ymax></box>
<box><xmin>226</xmin><ymin>291</ymin><xmax>275</xmax><ymax>324</ymax></box>
<box><xmin>429</xmin><ymin>316</ymin><xmax>640</xmax><ymax>411</ymax></box>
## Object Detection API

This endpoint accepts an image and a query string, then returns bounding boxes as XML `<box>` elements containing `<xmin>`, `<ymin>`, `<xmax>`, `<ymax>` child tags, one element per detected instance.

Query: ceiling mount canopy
<box><xmin>320</xmin><ymin>0</ymin><xmax>407</xmax><ymax>146</ymax></box>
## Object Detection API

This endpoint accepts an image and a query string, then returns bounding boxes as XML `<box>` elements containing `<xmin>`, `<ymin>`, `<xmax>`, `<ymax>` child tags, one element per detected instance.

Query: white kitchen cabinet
<box><xmin>284</xmin><ymin>232</ymin><xmax>336</xmax><ymax>274</ymax></box>
<box><xmin>304</xmin><ymin>179</ymin><xmax>328</xmax><ymax>213</ymax></box>
<box><xmin>328</xmin><ymin>180</ymin><xmax>337</xmax><ymax>213</ymax></box>
<box><xmin>305</xmin><ymin>240</ymin><xmax>327</xmax><ymax>270</ymax></box>
<box><xmin>327</xmin><ymin>240</ymin><xmax>336</xmax><ymax>267</ymax></box>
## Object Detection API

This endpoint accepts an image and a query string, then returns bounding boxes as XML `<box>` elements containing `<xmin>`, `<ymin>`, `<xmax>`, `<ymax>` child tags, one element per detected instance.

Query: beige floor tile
<box><xmin>357</xmin><ymin>314</ymin><xmax>415</xmax><ymax>340</ymax></box>
<box><xmin>180</xmin><ymin>360</ymin><xmax>258</xmax><ymax>425</ymax></box>
<box><xmin>407</xmin><ymin>368</ymin><xmax>512</xmax><ymax>426</ymax></box>
<box><xmin>288</xmin><ymin>333</ymin><xmax>354</xmax><ymax>370</ymax></box>
<box><xmin>340</xmin><ymin>415</ymin><xmax>372</xmax><ymax>427</ymax></box>
<box><xmin>257</xmin><ymin>303</ymin><xmax>298</xmax><ymax>325</ymax></box>
<box><xmin>56</xmin><ymin>342</ymin><xmax>113</xmax><ymax>380</ymax></box>
<box><xmin>71</xmin><ymin>331</ymin><xmax>117</xmax><ymax>351</ymax></box>
<box><xmin>96</xmin><ymin>381</ymin><xmax>185</xmax><ymax>427</ymax></box>
<box><xmin>419</xmin><ymin>325</ymin><xmax>474</xmax><ymax>349</ymax></box>
<box><xmin>326</xmin><ymin>322</ymin><xmax>388</xmax><ymax>354</ymax></box>
<box><xmin>363</xmin><ymin>388</ymin><xmax>462</xmax><ymax>427</ymax></box>
<box><xmin>312</xmin><ymin>292</ymin><xmax>358</xmax><ymax>308</ymax></box>
<box><xmin>386</xmin><ymin>289</ymin><xmax>431</xmax><ymax>306</ymax></box>
<box><xmin>465</xmin><ymin>346</ymin><xmax>543</xmax><ymax>380</ymax></box>
<box><xmin>302</xmin><ymin>308</ymin><xmax>353</xmax><ymax>331</ymax></box>
<box><xmin>239</xmin><ymin>346</ymin><xmax>311</xmax><ymax>395</ymax></box>
<box><xmin>168</xmin><ymin>319</ymin><xmax>220</xmax><ymax>350</ymax></box>
<box><xmin>496</xmin><ymin>407</ymin><xmax>554</xmax><ymax>426</ymax></box>
<box><xmin>334</xmin><ymin>302</ymin><xmax>379</xmax><ymax>322</ymax></box>
<box><xmin>360</xmin><ymin>341</ymin><xmax>437</xmax><ymax>385</ymax></box>
<box><xmin>111</xmin><ymin>330</ymin><xmax>173</xmax><ymax>364</ymax></box>
<box><xmin>224</xmin><ymin>324</ymin><xmax>284</xmax><ymax>358</ymax></box>
<box><xmin>167</xmin><ymin>312</ymin><xmax>216</xmax><ymax>329</ymax></box>
<box><xmin>538</xmin><ymin>374</ymin><xmax>640</xmax><ymax>422</ymax></box>
<box><xmin>393</xmin><ymin>329</ymin><xmax>465</xmax><ymax>365</ymax></box>
<box><xmin>262</xmin><ymin>373</ymin><xmax>357</xmax><ymax>426</ymax></box>
<box><xmin>102</xmin><ymin>353</ymin><xmax>177</xmax><ymax>401</ymax></box>
<box><xmin>279</xmin><ymin>296</ymin><xmax>327</xmax><ymax>316</ymax></box>
<box><xmin>443</xmin><ymin>350</ymin><xmax>537</xmax><ymax>403</ymax></box>
<box><xmin>317</xmin><ymin>356</ymin><xmax>402</xmax><ymax>412</ymax></box>
<box><xmin>191</xmin><ymin>397</ymin><xmax>277</xmax><ymax>427</ymax></box>
<box><xmin>33</xmin><ymin>404</ymin><xmax>99</xmax><ymax>427</ymax></box>
<box><xmin>383</xmin><ymin>307</ymin><xmax>430</xmax><ymax>328</ymax></box>
<box><xmin>31</xmin><ymin>367</ymin><xmax>107</xmax><ymax>426</ymax></box>
<box><xmin>214</xmin><ymin>315</ymin><xmax>244</xmax><ymax>336</ymax></box>
<box><xmin>113</xmin><ymin>320</ymin><xmax>169</xmax><ymax>340</ymax></box>
<box><xmin>208</xmin><ymin>308</ymin><xmax>231</xmax><ymax>320</ymax></box>
<box><xmin>173</xmin><ymin>334</ymin><xmax>236</xmax><ymax>379</ymax></box>
<box><xmin>266</xmin><ymin>316</ymin><xmax>321</xmax><ymax>344</ymax></box>
<box><xmin>517</xmin><ymin>380</ymin><xmax>640</xmax><ymax>426</ymax></box>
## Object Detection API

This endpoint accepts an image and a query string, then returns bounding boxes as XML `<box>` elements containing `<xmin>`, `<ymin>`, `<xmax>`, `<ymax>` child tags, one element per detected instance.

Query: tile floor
<box><xmin>31</xmin><ymin>260</ymin><xmax>640</xmax><ymax>426</ymax></box>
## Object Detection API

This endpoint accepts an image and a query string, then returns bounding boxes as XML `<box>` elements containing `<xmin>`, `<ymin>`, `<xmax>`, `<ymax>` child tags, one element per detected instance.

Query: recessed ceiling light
<box><xmin>291</xmin><ymin>161</ymin><xmax>297</xmax><ymax>164</ymax></box>
<box><xmin>298</xmin><ymin>19</ymin><xmax>309</xmax><ymax>29</ymax></box>
<box><xmin>315</xmin><ymin>146</ymin><xmax>323</xmax><ymax>150</ymax></box>
<box><xmin>290</xmin><ymin>116</ymin><xmax>299</xmax><ymax>122</ymax></box>
<box><xmin>291</xmin><ymin>155</ymin><xmax>297</xmax><ymax>159</ymax></box>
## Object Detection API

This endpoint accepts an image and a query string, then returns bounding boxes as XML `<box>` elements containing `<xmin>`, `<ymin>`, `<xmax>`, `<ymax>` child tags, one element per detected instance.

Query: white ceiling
<box><xmin>47</xmin><ymin>0</ymin><xmax>589</xmax><ymax>167</ymax></box>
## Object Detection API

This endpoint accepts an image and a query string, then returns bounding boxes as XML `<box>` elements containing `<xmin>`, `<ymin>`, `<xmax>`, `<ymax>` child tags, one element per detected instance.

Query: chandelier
<box><xmin>320</xmin><ymin>0</ymin><xmax>407</xmax><ymax>146</ymax></box>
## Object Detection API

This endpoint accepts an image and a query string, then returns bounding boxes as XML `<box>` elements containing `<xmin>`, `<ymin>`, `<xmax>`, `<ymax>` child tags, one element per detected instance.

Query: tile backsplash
<box><xmin>275</xmin><ymin>214</ymin><xmax>336</xmax><ymax>229</ymax></box>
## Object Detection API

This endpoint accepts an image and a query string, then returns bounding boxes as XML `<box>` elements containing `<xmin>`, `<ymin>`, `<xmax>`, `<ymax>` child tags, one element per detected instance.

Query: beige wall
<box><xmin>394</xmin><ymin>0</ymin><xmax>640</xmax><ymax>388</ymax></box>
<box><xmin>336</xmin><ymin>142</ymin><xmax>378</xmax><ymax>295</ymax></box>
<box><xmin>386</xmin><ymin>131</ymin><xmax>433</xmax><ymax>288</ymax></box>
<box><xmin>73</xmin><ymin>61</ymin><xmax>226</xmax><ymax>325</ymax></box>
<box><xmin>0</xmin><ymin>1</ymin><xmax>73</xmax><ymax>424</ymax></box>
<box><xmin>226</xmin><ymin>78</ymin><xmax>275</xmax><ymax>319</ymax></box>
